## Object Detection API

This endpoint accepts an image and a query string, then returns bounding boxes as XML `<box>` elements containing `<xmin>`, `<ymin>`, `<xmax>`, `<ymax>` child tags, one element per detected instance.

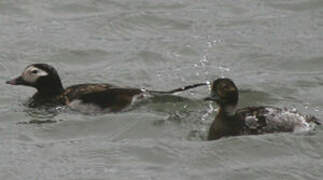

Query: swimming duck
<box><xmin>6</xmin><ymin>64</ymin><xmax>207</xmax><ymax>112</ymax></box>
<box><xmin>204</xmin><ymin>78</ymin><xmax>320</xmax><ymax>140</ymax></box>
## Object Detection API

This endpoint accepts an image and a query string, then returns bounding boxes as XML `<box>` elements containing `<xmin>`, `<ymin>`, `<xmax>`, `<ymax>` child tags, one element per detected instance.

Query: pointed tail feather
<box><xmin>307</xmin><ymin>115</ymin><xmax>321</xmax><ymax>125</ymax></box>
<box><xmin>147</xmin><ymin>82</ymin><xmax>209</xmax><ymax>96</ymax></box>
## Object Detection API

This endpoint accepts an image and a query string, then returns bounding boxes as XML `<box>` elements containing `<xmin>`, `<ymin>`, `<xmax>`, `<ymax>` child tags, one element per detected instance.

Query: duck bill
<box><xmin>204</xmin><ymin>96</ymin><xmax>220</xmax><ymax>102</ymax></box>
<box><xmin>6</xmin><ymin>76</ymin><xmax>25</xmax><ymax>85</ymax></box>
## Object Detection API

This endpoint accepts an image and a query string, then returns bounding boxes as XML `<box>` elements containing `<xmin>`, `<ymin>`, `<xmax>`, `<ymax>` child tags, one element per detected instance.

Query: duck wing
<box><xmin>236</xmin><ymin>106</ymin><xmax>319</xmax><ymax>134</ymax></box>
<box><xmin>235</xmin><ymin>106</ymin><xmax>276</xmax><ymax>134</ymax></box>
<box><xmin>62</xmin><ymin>84</ymin><xmax>143</xmax><ymax>112</ymax></box>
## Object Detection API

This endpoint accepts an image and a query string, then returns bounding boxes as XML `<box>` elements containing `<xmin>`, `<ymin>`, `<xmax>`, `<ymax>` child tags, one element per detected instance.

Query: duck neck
<box><xmin>208</xmin><ymin>103</ymin><xmax>238</xmax><ymax>140</ymax></box>
<box><xmin>217</xmin><ymin>103</ymin><xmax>237</xmax><ymax>119</ymax></box>
<box><xmin>35</xmin><ymin>82</ymin><xmax>64</xmax><ymax>98</ymax></box>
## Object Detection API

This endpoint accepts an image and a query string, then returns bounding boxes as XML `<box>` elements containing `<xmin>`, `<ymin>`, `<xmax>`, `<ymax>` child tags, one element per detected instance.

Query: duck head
<box><xmin>6</xmin><ymin>64</ymin><xmax>64</xmax><ymax>95</ymax></box>
<box><xmin>205</xmin><ymin>78</ymin><xmax>239</xmax><ymax>115</ymax></box>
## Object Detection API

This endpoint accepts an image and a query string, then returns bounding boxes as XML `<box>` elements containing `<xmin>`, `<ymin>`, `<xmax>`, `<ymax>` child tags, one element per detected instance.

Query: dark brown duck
<box><xmin>205</xmin><ymin>78</ymin><xmax>320</xmax><ymax>140</ymax></box>
<box><xmin>7</xmin><ymin>64</ymin><xmax>207</xmax><ymax>112</ymax></box>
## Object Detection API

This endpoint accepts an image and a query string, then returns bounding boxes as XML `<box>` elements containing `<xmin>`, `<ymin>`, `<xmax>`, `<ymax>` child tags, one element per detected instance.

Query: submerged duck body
<box><xmin>205</xmin><ymin>78</ymin><xmax>320</xmax><ymax>140</ymax></box>
<box><xmin>6</xmin><ymin>64</ymin><xmax>148</xmax><ymax>112</ymax></box>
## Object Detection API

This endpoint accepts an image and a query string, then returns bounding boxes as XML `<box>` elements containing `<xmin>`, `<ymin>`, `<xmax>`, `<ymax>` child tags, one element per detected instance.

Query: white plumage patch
<box><xmin>22</xmin><ymin>66</ymin><xmax>48</xmax><ymax>83</ymax></box>
<box><xmin>68</xmin><ymin>99</ymin><xmax>105</xmax><ymax>113</ymax></box>
<box><xmin>224</xmin><ymin>105</ymin><xmax>236</xmax><ymax>116</ymax></box>
<box><xmin>244</xmin><ymin>107</ymin><xmax>316</xmax><ymax>133</ymax></box>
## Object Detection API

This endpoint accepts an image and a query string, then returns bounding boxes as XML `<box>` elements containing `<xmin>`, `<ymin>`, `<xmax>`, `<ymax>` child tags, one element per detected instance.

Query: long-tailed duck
<box><xmin>204</xmin><ymin>78</ymin><xmax>320</xmax><ymax>140</ymax></box>
<box><xmin>6</xmin><ymin>64</ymin><xmax>207</xmax><ymax>112</ymax></box>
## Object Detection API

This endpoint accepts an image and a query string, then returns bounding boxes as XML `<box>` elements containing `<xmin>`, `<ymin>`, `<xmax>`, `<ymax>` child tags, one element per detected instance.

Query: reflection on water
<box><xmin>239</xmin><ymin>89</ymin><xmax>278</xmax><ymax>107</ymax></box>
<box><xmin>20</xmin><ymin>106</ymin><xmax>64</xmax><ymax>124</ymax></box>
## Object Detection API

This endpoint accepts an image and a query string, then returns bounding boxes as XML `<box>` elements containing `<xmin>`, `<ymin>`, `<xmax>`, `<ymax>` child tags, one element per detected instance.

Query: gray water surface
<box><xmin>1</xmin><ymin>0</ymin><xmax>323</xmax><ymax>179</ymax></box>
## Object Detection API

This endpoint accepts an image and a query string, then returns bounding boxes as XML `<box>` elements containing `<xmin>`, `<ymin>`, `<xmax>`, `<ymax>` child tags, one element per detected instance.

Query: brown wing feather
<box><xmin>236</xmin><ymin>106</ymin><xmax>282</xmax><ymax>134</ymax></box>
<box><xmin>58</xmin><ymin>84</ymin><xmax>142</xmax><ymax>112</ymax></box>
<box><xmin>74</xmin><ymin>87</ymin><xmax>143</xmax><ymax>112</ymax></box>
<box><xmin>61</xmin><ymin>84</ymin><xmax>115</xmax><ymax>101</ymax></box>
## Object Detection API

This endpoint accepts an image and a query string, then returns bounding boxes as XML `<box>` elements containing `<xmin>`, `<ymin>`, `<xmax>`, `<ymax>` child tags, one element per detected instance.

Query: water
<box><xmin>1</xmin><ymin>0</ymin><xmax>323</xmax><ymax>179</ymax></box>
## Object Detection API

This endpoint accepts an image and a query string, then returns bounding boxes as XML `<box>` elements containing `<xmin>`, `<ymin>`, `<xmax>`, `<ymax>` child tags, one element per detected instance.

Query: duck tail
<box><xmin>307</xmin><ymin>115</ymin><xmax>321</xmax><ymax>125</ymax></box>
<box><xmin>147</xmin><ymin>82</ymin><xmax>209</xmax><ymax>96</ymax></box>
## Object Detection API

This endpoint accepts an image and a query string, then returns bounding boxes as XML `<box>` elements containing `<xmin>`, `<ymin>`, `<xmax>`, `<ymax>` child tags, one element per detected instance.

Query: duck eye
<box><xmin>31</xmin><ymin>70</ymin><xmax>38</xmax><ymax>74</ymax></box>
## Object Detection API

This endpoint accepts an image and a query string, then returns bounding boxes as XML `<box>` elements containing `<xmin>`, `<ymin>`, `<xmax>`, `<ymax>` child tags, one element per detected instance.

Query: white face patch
<box><xmin>22</xmin><ymin>66</ymin><xmax>48</xmax><ymax>83</ymax></box>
